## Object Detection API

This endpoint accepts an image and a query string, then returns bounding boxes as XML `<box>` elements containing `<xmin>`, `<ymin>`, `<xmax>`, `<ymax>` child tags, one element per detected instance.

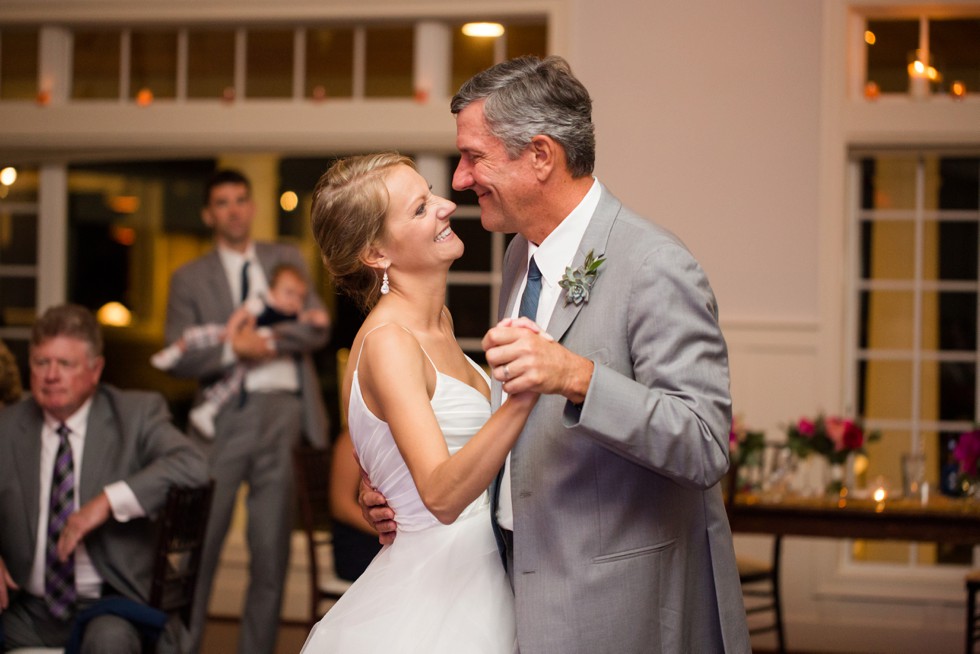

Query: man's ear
<box><xmin>528</xmin><ymin>134</ymin><xmax>558</xmax><ymax>181</ymax></box>
<box><xmin>201</xmin><ymin>207</ymin><xmax>214</xmax><ymax>229</ymax></box>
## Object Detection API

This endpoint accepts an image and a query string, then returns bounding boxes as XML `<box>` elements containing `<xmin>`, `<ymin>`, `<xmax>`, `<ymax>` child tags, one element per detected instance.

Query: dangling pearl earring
<box><xmin>380</xmin><ymin>266</ymin><xmax>390</xmax><ymax>295</ymax></box>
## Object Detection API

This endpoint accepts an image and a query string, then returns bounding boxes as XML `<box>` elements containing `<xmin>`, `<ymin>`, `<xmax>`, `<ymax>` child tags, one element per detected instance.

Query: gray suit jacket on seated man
<box><xmin>164</xmin><ymin>169</ymin><xmax>329</xmax><ymax>654</ymax></box>
<box><xmin>0</xmin><ymin>304</ymin><xmax>209</xmax><ymax>653</ymax></box>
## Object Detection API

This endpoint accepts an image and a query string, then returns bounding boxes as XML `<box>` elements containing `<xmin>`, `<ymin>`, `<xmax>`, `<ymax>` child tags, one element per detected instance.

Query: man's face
<box><xmin>29</xmin><ymin>336</ymin><xmax>103</xmax><ymax>422</ymax></box>
<box><xmin>452</xmin><ymin>100</ymin><xmax>535</xmax><ymax>236</ymax></box>
<box><xmin>202</xmin><ymin>182</ymin><xmax>254</xmax><ymax>250</ymax></box>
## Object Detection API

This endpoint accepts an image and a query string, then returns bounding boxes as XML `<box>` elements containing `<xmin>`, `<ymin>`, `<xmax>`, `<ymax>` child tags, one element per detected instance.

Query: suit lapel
<box><xmin>546</xmin><ymin>184</ymin><xmax>619</xmax><ymax>342</ymax></box>
<box><xmin>80</xmin><ymin>390</ymin><xmax>118</xmax><ymax>503</ymax></box>
<box><xmin>204</xmin><ymin>250</ymin><xmax>237</xmax><ymax>318</ymax></box>
<box><xmin>14</xmin><ymin>404</ymin><xmax>44</xmax><ymax>551</ymax></box>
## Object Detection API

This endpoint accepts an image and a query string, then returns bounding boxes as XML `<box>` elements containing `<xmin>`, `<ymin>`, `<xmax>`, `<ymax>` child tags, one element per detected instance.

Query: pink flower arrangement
<box><xmin>954</xmin><ymin>428</ymin><xmax>980</xmax><ymax>479</ymax></box>
<box><xmin>786</xmin><ymin>413</ymin><xmax>879</xmax><ymax>464</ymax></box>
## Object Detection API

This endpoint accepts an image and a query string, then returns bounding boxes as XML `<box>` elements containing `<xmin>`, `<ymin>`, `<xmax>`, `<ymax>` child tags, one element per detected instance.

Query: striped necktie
<box><xmin>45</xmin><ymin>422</ymin><xmax>77</xmax><ymax>620</ymax></box>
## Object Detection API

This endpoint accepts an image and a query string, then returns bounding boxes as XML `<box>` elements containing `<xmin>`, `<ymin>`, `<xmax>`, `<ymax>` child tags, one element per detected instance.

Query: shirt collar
<box><xmin>44</xmin><ymin>394</ymin><xmax>94</xmax><ymax>436</ymax></box>
<box><xmin>216</xmin><ymin>242</ymin><xmax>256</xmax><ymax>270</ymax></box>
<box><xmin>527</xmin><ymin>178</ymin><xmax>601</xmax><ymax>286</ymax></box>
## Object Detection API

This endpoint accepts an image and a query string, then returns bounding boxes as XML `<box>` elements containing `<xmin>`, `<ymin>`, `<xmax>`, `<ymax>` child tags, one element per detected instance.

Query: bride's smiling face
<box><xmin>380</xmin><ymin>164</ymin><xmax>462</xmax><ymax>273</ymax></box>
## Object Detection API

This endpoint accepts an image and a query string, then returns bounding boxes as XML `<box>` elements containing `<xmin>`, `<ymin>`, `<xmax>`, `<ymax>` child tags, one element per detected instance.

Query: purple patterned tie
<box><xmin>44</xmin><ymin>422</ymin><xmax>76</xmax><ymax>620</ymax></box>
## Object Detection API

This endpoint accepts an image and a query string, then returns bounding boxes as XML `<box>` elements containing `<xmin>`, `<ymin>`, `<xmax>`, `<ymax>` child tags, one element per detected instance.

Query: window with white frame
<box><xmin>850</xmin><ymin>152</ymin><xmax>980</xmax><ymax>566</ymax></box>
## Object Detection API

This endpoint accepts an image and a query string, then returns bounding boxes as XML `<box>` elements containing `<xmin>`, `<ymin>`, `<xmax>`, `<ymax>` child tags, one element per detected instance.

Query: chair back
<box><xmin>148</xmin><ymin>481</ymin><xmax>215</xmax><ymax>628</ymax></box>
<box><xmin>292</xmin><ymin>444</ymin><xmax>347</xmax><ymax>628</ymax></box>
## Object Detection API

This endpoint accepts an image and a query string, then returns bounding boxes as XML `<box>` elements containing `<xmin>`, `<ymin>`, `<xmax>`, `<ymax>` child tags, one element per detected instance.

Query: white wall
<box><xmin>572</xmin><ymin>0</ymin><xmax>823</xmax><ymax>324</ymax></box>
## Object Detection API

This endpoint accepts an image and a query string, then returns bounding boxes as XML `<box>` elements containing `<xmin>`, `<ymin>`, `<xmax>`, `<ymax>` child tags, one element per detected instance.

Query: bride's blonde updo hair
<box><xmin>311</xmin><ymin>153</ymin><xmax>416</xmax><ymax>312</ymax></box>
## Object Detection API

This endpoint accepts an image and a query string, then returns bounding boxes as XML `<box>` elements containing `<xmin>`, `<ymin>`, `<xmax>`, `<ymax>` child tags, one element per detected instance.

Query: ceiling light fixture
<box><xmin>462</xmin><ymin>22</ymin><xmax>505</xmax><ymax>38</ymax></box>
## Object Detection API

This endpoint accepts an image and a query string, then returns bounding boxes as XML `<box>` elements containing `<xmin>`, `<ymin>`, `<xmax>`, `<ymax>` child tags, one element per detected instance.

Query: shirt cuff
<box><xmin>104</xmin><ymin>481</ymin><xmax>146</xmax><ymax>523</ymax></box>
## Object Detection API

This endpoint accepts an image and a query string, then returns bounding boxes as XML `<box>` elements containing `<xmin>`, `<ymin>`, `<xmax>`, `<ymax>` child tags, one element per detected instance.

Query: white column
<box><xmin>37</xmin><ymin>164</ymin><xmax>68</xmax><ymax>310</ymax></box>
<box><xmin>414</xmin><ymin>21</ymin><xmax>451</xmax><ymax>101</ymax></box>
<box><xmin>415</xmin><ymin>154</ymin><xmax>449</xmax><ymax>197</ymax></box>
<box><xmin>38</xmin><ymin>26</ymin><xmax>71</xmax><ymax>103</ymax></box>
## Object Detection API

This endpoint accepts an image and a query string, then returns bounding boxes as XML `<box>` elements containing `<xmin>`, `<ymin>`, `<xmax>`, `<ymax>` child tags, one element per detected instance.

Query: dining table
<box><xmin>728</xmin><ymin>490</ymin><xmax>980</xmax><ymax>544</ymax></box>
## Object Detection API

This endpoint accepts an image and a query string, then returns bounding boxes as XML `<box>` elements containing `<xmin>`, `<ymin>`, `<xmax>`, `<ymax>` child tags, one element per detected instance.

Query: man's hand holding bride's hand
<box><xmin>483</xmin><ymin>318</ymin><xmax>593</xmax><ymax>405</ymax></box>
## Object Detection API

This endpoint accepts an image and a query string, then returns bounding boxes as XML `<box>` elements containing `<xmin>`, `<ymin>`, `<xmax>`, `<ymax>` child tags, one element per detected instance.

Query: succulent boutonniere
<box><xmin>558</xmin><ymin>249</ymin><xmax>606</xmax><ymax>306</ymax></box>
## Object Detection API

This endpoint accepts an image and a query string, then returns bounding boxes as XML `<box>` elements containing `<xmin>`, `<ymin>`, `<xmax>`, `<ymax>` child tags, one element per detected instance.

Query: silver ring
<box><xmin>503</xmin><ymin>364</ymin><xmax>510</xmax><ymax>380</ymax></box>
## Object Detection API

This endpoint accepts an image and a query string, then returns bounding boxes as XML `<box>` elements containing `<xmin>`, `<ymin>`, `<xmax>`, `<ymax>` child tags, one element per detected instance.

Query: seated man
<box><xmin>0</xmin><ymin>304</ymin><xmax>209</xmax><ymax>653</ymax></box>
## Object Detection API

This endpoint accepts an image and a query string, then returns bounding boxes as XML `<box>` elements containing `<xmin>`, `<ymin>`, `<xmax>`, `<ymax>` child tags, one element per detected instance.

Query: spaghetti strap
<box><xmin>355</xmin><ymin>322</ymin><xmax>437</xmax><ymax>376</ymax></box>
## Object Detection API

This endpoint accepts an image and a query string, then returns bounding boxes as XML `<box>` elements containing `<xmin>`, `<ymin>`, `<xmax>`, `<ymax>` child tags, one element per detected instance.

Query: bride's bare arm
<box><xmin>358</xmin><ymin>325</ymin><xmax>537</xmax><ymax>525</ymax></box>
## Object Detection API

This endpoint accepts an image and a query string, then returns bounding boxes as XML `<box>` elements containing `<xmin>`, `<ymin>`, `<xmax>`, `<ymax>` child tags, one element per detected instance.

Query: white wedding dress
<box><xmin>301</xmin><ymin>339</ymin><xmax>517</xmax><ymax>653</ymax></box>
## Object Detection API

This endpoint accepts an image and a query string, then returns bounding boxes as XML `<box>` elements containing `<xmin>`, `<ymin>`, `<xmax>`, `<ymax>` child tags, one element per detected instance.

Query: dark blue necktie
<box><xmin>45</xmin><ymin>423</ymin><xmax>76</xmax><ymax>620</ymax></box>
<box><xmin>240</xmin><ymin>260</ymin><xmax>251</xmax><ymax>303</ymax></box>
<box><xmin>518</xmin><ymin>256</ymin><xmax>542</xmax><ymax>320</ymax></box>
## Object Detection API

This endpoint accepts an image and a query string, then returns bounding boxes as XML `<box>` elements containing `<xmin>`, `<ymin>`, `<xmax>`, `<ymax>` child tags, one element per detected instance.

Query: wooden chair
<box><xmin>6</xmin><ymin>482</ymin><xmax>214</xmax><ymax>654</ymax></box>
<box><xmin>148</xmin><ymin>481</ymin><xmax>215</xmax><ymax>635</ymax></box>
<box><xmin>726</xmin><ymin>449</ymin><xmax>786</xmax><ymax>654</ymax></box>
<box><xmin>966</xmin><ymin>570</ymin><xmax>980</xmax><ymax>653</ymax></box>
<box><xmin>292</xmin><ymin>444</ymin><xmax>352</xmax><ymax>630</ymax></box>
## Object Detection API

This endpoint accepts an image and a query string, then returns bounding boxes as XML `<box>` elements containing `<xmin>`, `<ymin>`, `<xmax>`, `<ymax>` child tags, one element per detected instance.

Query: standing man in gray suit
<box><xmin>366</xmin><ymin>56</ymin><xmax>751</xmax><ymax>653</ymax></box>
<box><xmin>0</xmin><ymin>304</ymin><xmax>208</xmax><ymax>652</ymax></box>
<box><xmin>164</xmin><ymin>169</ymin><xmax>329</xmax><ymax>654</ymax></box>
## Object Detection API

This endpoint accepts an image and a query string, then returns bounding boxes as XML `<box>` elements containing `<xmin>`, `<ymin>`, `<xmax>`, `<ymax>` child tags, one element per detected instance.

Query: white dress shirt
<box><xmin>496</xmin><ymin>178</ymin><xmax>602</xmax><ymax>531</ymax></box>
<box><xmin>216</xmin><ymin>244</ymin><xmax>299</xmax><ymax>393</ymax></box>
<box><xmin>28</xmin><ymin>397</ymin><xmax>145</xmax><ymax>599</ymax></box>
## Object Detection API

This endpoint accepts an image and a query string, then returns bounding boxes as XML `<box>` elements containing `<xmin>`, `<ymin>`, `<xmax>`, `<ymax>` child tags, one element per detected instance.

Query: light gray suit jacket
<box><xmin>164</xmin><ymin>241</ymin><xmax>328</xmax><ymax>447</ymax></box>
<box><xmin>492</xmin><ymin>184</ymin><xmax>750</xmax><ymax>653</ymax></box>
<box><xmin>0</xmin><ymin>385</ymin><xmax>208</xmax><ymax>607</ymax></box>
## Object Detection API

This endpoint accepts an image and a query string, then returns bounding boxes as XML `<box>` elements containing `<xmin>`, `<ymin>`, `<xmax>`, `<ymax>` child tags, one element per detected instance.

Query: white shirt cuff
<box><xmin>104</xmin><ymin>481</ymin><xmax>146</xmax><ymax>523</ymax></box>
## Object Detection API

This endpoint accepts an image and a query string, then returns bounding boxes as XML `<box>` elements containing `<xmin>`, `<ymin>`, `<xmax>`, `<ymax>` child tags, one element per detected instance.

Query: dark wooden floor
<box><xmin>201</xmin><ymin>617</ymin><xmax>310</xmax><ymax>654</ymax></box>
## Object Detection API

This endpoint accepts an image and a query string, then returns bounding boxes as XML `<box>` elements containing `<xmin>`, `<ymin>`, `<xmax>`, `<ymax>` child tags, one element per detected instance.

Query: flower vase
<box><xmin>827</xmin><ymin>461</ymin><xmax>845</xmax><ymax>497</ymax></box>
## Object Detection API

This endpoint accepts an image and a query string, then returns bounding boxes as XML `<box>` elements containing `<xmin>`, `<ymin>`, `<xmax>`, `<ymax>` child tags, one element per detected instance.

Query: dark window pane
<box><xmin>247</xmin><ymin>29</ymin><xmax>293</xmax><ymax>98</ymax></box>
<box><xmin>73</xmin><ymin>30</ymin><xmax>121</xmax><ymax>99</ymax></box>
<box><xmin>306</xmin><ymin>28</ymin><xmax>354</xmax><ymax>98</ymax></box>
<box><xmin>866</xmin><ymin>19</ymin><xmax>919</xmax><ymax>94</ymax></box>
<box><xmin>447</xmin><ymin>284</ymin><xmax>491</xmax><ymax>339</ymax></box>
<box><xmin>0</xmin><ymin>28</ymin><xmax>38</xmax><ymax>100</ymax></box>
<box><xmin>131</xmin><ymin>30</ymin><xmax>177</xmax><ymax>99</ymax></box>
<box><xmin>939</xmin><ymin>362</ymin><xmax>976</xmax><ymax>422</ymax></box>
<box><xmin>452</xmin><ymin>218</ymin><xmax>492</xmax><ymax>271</ymax></box>
<box><xmin>939</xmin><ymin>157</ymin><xmax>980</xmax><ymax>210</ymax></box>
<box><xmin>937</xmin><ymin>291</ymin><xmax>978</xmax><ymax>351</ymax></box>
<box><xmin>0</xmin><ymin>211</ymin><xmax>38</xmax><ymax>265</ymax></box>
<box><xmin>930</xmin><ymin>18</ymin><xmax>980</xmax><ymax>94</ymax></box>
<box><xmin>0</xmin><ymin>276</ymin><xmax>36</xmax><ymax>326</ymax></box>
<box><xmin>938</xmin><ymin>221</ymin><xmax>978</xmax><ymax>281</ymax></box>
<box><xmin>505</xmin><ymin>22</ymin><xmax>547</xmax><ymax>59</ymax></box>
<box><xmin>364</xmin><ymin>27</ymin><xmax>413</xmax><ymax>98</ymax></box>
<box><xmin>187</xmin><ymin>30</ymin><xmax>235</xmax><ymax>99</ymax></box>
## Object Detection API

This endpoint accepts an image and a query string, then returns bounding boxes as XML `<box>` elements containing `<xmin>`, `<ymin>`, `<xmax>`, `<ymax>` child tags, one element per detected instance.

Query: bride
<box><xmin>301</xmin><ymin>153</ymin><xmax>538</xmax><ymax>653</ymax></box>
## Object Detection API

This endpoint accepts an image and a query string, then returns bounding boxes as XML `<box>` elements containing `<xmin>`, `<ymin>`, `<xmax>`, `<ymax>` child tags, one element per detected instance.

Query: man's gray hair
<box><xmin>451</xmin><ymin>55</ymin><xmax>595</xmax><ymax>177</ymax></box>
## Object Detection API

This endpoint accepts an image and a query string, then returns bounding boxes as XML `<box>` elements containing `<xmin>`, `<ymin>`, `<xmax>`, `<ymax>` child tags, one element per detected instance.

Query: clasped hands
<box><xmin>359</xmin><ymin>318</ymin><xmax>594</xmax><ymax>544</ymax></box>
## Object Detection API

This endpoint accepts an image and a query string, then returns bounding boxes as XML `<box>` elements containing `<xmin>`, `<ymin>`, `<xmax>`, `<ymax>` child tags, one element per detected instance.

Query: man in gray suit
<box><xmin>367</xmin><ymin>56</ymin><xmax>751</xmax><ymax>653</ymax></box>
<box><xmin>0</xmin><ymin>304</ymin><xmax>208</xmax><ymax>652</ymax></box>
<box><xmin>164</xmin><ymin>169</ymin><xmax>328</xmax><ymax>654</ymax></box>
